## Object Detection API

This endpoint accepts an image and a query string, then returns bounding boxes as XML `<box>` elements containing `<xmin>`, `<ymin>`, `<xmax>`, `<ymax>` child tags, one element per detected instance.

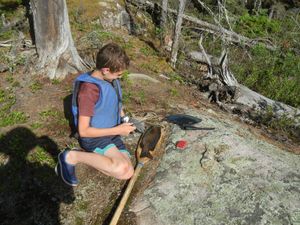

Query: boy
<box><xmin>56</xmin><ymin>43</ymin><xmax>136</xmax><ymax>186</ymax></box>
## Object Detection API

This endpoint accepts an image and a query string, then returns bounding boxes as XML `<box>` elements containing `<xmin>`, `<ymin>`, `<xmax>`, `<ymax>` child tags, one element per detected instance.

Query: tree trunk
<box><xmin>160</xmin><ymin>0</ymin><xmax>168</xmax><ymax>46</ymax></box>
<box><xmin>31</xmin><ymin>0</ymin><xmax>86</xmax><ymax>79</ymax></box>
<box><xmin>170</xmin><ymin>0</ymin><xmax>186</xmax><ymax>67</ymax></box>
<box><xmin>161</xmin><ymin>0</ymin><xmax>168</xmax><ymax>31</ymax></box>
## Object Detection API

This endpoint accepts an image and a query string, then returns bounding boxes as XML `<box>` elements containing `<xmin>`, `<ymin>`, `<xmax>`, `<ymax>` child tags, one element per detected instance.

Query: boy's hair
<box><xmin>96</xmin><ymin>43</ymin><xmax>130</xmax><ymax>72</ymax></box>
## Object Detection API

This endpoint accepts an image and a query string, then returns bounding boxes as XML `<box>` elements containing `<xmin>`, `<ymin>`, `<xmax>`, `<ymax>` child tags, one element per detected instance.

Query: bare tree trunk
<box><xmin>160</xmin><ymin>0</ymin><xmax>169</xmax><ymax>46</ymax></box>
<box><xmin>31</xmin><ymin>0</ymin><xmax>86</xmax><ymax>79</ymax></box>
<box><xmin>161</xmin><ymin>0</ymin><xmax>168</xmax><ymax>31</ymax></box>
<box><xmin>170</xmin><ymin>0</ymin><xmax>186</xmax><ymax>68</ymax></box>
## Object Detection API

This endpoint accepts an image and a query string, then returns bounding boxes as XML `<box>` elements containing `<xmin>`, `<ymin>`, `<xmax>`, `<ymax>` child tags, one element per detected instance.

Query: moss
<box><xmin>26</xmin><ymin>146</ymin><xmax>56</xmax><ymax>167</ymax></box>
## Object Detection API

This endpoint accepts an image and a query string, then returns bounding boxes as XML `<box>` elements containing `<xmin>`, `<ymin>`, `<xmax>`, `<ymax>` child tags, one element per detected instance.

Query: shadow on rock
<box><xmin>0</xmin><ymin>127</ymin><xmax>75</xmax><ymax>225</ymax></box>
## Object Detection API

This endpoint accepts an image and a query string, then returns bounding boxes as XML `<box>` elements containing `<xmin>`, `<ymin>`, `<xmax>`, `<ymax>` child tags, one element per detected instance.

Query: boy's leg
<box><xmin>66</xmin><ymin>147</ymin><xmax>134</xmax><ymax>180</ymax></box>
<box><xmin>104</xmin><ymin>147</ymin><xmax>134</xmax><ymax>179</ymax></box>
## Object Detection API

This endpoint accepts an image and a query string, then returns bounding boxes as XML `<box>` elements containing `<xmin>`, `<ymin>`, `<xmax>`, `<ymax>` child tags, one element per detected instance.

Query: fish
<box><xmin>129</xmin><ymin>117</ymin><xmax>145</xmax><ymax>133</ymax></box>
<box><xmin>139</xmin><ymin>126</ymin><xmax>161</xmax><ymax>159</ymax></box>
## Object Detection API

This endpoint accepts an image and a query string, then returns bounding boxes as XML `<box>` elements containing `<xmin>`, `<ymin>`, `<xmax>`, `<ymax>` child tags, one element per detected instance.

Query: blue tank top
<box><xmin>72</xmin><ymin>72</ymin><xmax>122</xmax><ymax>129</ymax></box>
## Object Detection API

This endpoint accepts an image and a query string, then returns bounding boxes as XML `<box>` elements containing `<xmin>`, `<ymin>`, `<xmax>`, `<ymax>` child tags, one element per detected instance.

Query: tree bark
<box><xmin>170</xmin><ymin>0</ymin><xmax>186</xmax><ymax>67</ymax></box>
<box><xmin>160</xmin><ymin>0</ymin><xmax>169</xmax><ymax>46</ymax></box>
<box><xmin>31</xmin><ymin>0</ymin><xmax>86</xmax><ymax>79</ymax></box>
<box><xmin>161</xmin><ymin>0</ymin><xmax>168</xmax><ymax>31</ymax></box>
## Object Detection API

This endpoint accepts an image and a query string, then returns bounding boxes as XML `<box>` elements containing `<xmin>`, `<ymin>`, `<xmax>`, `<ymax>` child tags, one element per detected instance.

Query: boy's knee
<box><xmin>112</xmin><ymin>160</ymin><xmax>134</xmax><ymax>180</ymax></box>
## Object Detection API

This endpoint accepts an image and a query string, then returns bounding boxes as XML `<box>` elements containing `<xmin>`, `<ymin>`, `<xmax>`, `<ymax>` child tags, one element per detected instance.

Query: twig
<box><xmin>199</xmin><ymin>144</ymin><xmax>208</xmax><ymax>167</ymax></box>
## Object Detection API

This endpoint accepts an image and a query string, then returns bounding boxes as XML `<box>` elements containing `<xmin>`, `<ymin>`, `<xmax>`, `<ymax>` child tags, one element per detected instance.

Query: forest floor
<box><xmin>0</xmin><ymin>1</ymin><xmax>299</xmax><ymax>225</ymax></box>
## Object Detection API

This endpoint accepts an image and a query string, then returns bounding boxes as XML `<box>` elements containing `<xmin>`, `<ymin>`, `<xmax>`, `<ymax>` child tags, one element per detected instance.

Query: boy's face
<box><xmin>101</xmin><ymin>68</ymin><xmax>124</xmax><ymax>81</ymax></box>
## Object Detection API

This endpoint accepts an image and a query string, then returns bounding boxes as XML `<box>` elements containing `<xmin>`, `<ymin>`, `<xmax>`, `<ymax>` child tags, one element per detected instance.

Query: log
<box><xmin>236</xmin><ymin>85</ymin><xmax>300</xmax><ymax>118</ymax></box>
<box><xmin>188</xmin><ymin>50</ymin><xmax>300</xmax><ymax>121</ymax></box>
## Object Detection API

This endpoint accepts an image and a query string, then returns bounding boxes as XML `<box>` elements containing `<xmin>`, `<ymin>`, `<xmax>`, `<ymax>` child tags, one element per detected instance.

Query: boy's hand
<box><xmin>117</xmin><ymin>123</ymin><xmax>136</xmax><ymax>136</ymax></box>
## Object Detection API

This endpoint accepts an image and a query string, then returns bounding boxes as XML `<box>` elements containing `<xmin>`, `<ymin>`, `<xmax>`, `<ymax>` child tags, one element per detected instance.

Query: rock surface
<box><xmin>131</xmin><ymin>108</ymin><xmax>300</xmax><ymax>225</ymax></box>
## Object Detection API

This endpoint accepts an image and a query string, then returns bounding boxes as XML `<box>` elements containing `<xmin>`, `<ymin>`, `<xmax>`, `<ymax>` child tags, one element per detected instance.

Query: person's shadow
<box><xmin>0</xmin><ymin>127</ymin><xmax>74</xmax><ymax>225</ymax></box>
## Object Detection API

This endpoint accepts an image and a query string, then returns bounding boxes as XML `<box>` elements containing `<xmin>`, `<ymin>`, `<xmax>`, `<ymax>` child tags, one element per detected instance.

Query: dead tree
<box><xmin>190</xmin><ymin>39</ymin><xmax>238</xmax><ymax>105</ymax></box>
<box><xmin>170</xmin><ymin>0</ymin><xmax>186</xmax><ymax>67</ymax></box>
<box><xmin>30</xmin><ymin>0</ymin><xmax>86</xmax><ymax>79</ymax></box>
<box><xmin>160</xmin><ymin>0</ymin><xmax>169</xmax><ymax>46</ymax></box>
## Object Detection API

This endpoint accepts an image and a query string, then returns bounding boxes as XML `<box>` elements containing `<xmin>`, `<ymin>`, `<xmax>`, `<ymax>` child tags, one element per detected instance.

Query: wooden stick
<box><xmin>109</xmin><ymin>163</ymin><xmax>143</xmax><ymax>225</ymax></box>
<box><xmin>110</xmin><ymin>125</ymin><xmax>164</xmax><ymax>225</ymax></box>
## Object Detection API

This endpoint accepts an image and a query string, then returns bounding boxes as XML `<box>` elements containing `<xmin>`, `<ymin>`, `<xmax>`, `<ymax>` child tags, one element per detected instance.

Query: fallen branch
<box><xmin>0</xmin><ymin>39</ymin><xmax>34</xmax><ymax>48</ymax></box>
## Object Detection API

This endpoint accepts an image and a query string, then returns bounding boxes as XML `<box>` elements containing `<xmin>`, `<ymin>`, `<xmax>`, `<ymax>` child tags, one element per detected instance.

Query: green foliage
<box><xmin>168</xmin><ymin>72</ymin><xmax>184</xmax><ymax>84</ymax></box>
<box><xmin>29</xmin><ymin>81</ymin><xmax>43</xmax><ymax>93</ymax></box>
<box><xmin>232</xmin><ymin>44</ymin><xmax>300</xmax><ymax>107</ymax></box>
<box><xmin>140</xmin><ymin>46</ymin><xmax>157</xmax><ymax>56</ymax></box>
<box><xmin>120</xmin><ymin>70</ymin><xmax>130</xmax><ymax>81</ymax></box>
<box><xmin>121</xmin><ymin>41</ymin><xmax>134</xmax><ymax>51</ymax></box>
<box><xmin>140</xmin><ymin>62</ymin><xmax>159</xmax><ymax>72</ymax></box>
<box><xmin>0</xmin><ymin>88</ymin><xmax>26</xmax><ymax>127</ymax></box>
<box><xmin>235</xmin><ymin>11</ymin><xmax>280</xmax><ymax>38</ymax></box>
<box><xmin>0</xmin><ymin>111</ymin><xmax>27</xmax><ymax>127</ymax></box>
<box><xmin>5</xmin><ymin>74</ymin><xmax>20</xmax><ymax>87</ymax></box>
<box><xmin>169</xmin><ymin>88</ymin><xmax>179</xmax><ymax>97</ymax></box>
<box><xmin>30</xmin><ymin>122</ymin><xmax>43</xmax><ymax>129</ymax></box>
<box><xmin>69</xmin><ymin>6</ymin><xmax>88</xmax><ymax>32</ymax></box>
<box><xmin>136</xmin><ymin>90</ymin><xmax>146</xmax><ymax>104</ymax></box>
<box><xmin>38</xmin><ymin>108</ymin><xmax>67</xmax><ymax>128</ymax></box>
<box><xmin>0</xmin><ymin>30</ymin><xmax>14</xmax><ymax>40</ymax></box>
<box><xmin>0</xmin><ymin>0</ymin><xmax>23</xmax><ymax>18</ymax></box>
<box><xmin>81</xmin><ymin>30</ymin><xmax>122</xmax><ymax>49</ymax></box>
<box><xmin>122</xmin><ymin>90</ymin><xmax>132</xmax><ymax>105</ymax></box>
<box><xmin>0</xmin><ymin>0</ymin><xmax>22</xmax><ymax>5</ymax></box>
<box><xmin>120</xmin><ymin>70</ymin><xmax>133</xmax><ymax>86</ymax></box>
<box><xmin>0</xmin><ymin>88</ymin><xmax>15</xmax><ymax>109</ymax></box>
<box><xmin>51</xmin><ymin>79</ymin><xmax>60</xmax><ymax>85</ymax></box>
<box><xmin>39</xmin><ymin>109</ymin><xmax>60</xmax><ymax>120</ymax></box>
<box><xmin>0</xmin><ymin>48</ymin><xmax>26</xmax><ymax>73</ymax></box>
<box><xmin>155</xmin><ymin>27</ymin><xmax>163</xmax><ymax>36</ymax></box>
<box><xmin>254</xmin><ymin>106</ymin><xmax>296</xmax><ymax>137</ymax></box>
<box><xmin>26</xmin><ymin>146</ymin><xmax>56</xmax><ymax>167</ymax></box>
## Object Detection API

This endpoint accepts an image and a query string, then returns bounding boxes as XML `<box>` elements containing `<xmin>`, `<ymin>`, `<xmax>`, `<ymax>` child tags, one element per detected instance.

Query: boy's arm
<box><xmin>78</xmin><ymin>115</ymin><xmax>135</xmax><ymax>137</ymax></box>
